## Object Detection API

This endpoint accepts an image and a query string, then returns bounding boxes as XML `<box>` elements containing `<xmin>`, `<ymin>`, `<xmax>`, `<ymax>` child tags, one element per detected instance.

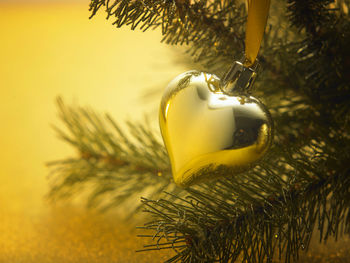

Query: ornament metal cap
<box><xmin>221</xmin><ymin>60</ymin><xmax>260</xmax><ymax>95</ymax></box>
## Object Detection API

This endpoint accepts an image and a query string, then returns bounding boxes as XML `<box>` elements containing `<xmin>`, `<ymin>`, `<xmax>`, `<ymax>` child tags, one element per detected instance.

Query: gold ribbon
<box><xmin>244</xmin><ymin>0</ymin><xmax>271</xmax><ymax>67</ymax></box>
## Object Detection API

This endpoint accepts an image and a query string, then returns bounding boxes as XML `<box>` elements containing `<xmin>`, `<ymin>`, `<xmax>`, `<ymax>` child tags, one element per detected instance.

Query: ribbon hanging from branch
<box><xmin>244</xmin><ymin>0</ymin><xmax>271</xmax><ymax>67</ymax></box>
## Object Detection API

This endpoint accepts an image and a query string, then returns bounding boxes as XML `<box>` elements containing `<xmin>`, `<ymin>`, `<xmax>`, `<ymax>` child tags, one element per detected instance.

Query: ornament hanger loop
<box><xmin>221</xmin><ymin>0</ymin><xmax>270</xmax><ymax>95</ymax></box>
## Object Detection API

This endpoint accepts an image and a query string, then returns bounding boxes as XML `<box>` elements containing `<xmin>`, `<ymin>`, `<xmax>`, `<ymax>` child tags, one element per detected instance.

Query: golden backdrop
<box><xmin>0</xmin><ymin>1</ymin><xmax>188</xmax><ymax>261</ymax></box>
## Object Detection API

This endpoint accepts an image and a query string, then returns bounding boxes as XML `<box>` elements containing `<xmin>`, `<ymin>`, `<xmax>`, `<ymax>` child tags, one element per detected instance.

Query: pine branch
<box><xmin>285</xmin><ymin>0</ymin><xmax>350</xmax><ymax>126</ymax></box>
<box><xmin>89</xmin><ymin>0</ymin><xmax>247</xmax><ymax>73</ymax></box>
<box><xmin>138</xmin><ymin>137</ymin><xmax>350</xmax><ymax>262</ymax></box>
<box><xmin>47</xmin><ymin>97</ymin><xmax>184</xmax><ymax>213</ymax></box>
<box><xmin>287</xmin><ymin>0</ymin><xmax>334</xmax><ymax>34</ymax></box>
<box><xmin>89</xmin><ymin>0</ymin><xmax>244</xmax><ymax>44</ymax></box>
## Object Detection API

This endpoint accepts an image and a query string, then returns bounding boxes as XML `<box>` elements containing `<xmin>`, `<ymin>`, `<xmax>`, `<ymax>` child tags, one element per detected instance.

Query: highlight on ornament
<box><xmin>159</xmin><ymin>70</ymin><xmax>273</xmax><ymax>187</ymax></box>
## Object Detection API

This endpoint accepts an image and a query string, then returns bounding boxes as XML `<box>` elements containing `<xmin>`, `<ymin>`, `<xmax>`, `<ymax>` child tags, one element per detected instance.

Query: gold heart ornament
<box><xmin>159</xmin><ymin>71</ymin><xmax>273</xmax><ymax>187</ymax></box>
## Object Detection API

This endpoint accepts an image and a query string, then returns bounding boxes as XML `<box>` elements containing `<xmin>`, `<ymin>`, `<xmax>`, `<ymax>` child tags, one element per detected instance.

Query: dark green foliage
<box><xmin>49</xmin><ymin>0</ymin><xmax>350</xmax><ymax>262</ymax></box>
<box><xmin>286</xmin><ymin>0</ymin><xmax>350</xmax><ymax>126</ymax></box>
<box><xmin>139</xmin><ymin>139</ymin><xmax>350</xmax><ymax>262</ymax></box>
<box><xmin>287</xmin><ymin>0</ymin><xmax>334</xmax><ymax>33</ymax></box>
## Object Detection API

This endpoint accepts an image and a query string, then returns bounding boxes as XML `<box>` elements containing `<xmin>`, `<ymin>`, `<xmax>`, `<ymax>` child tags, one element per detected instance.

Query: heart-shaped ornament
<box><xmin>159</xmin><ymin>71</ymin><xmax>273</xmax><ymax>187</ymax></box>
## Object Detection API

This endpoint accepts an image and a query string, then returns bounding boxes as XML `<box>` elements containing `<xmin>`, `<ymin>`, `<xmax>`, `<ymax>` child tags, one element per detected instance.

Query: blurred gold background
<box><xmin>0</xmin><ymin>1</ymin><xmax>188</xmax><ymax>262</ymax></box>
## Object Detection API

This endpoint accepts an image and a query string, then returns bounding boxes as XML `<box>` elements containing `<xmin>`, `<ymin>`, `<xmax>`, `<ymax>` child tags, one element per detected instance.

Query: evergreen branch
<box><xmin>89</xmin><ymin>0</ymin><xmax>246</xmax><ymax>71</ymax></box>
<box><xmin>89</xmin><ymin>0</ymin><xmax>244</xmax><ymax>43</ymax></box>
<box><xmin>139</xmin><ymin>138</ymin><xmax>350</xmax><ymax>262</ymax></box>
<box><xmin>285</xmin><ymin>0</ymin><xmax>350</xmax><ymax>126</ymax></box>
<box><xmin>287</xmin><ymin>0</ymin><xmax>334</xmax><ymax>34</ymax></box>
<box><xmin>47</xmin><ymin>97</ymin><xmax>183</xmax><ymax>213</ymax></box>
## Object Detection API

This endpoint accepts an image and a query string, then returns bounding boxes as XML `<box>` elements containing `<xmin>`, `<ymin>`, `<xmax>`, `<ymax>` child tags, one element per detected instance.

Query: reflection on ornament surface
<box><xmin>160</xmin><ymin>71</ymin><xmax>273</xmax><ymax>187</ymax></box>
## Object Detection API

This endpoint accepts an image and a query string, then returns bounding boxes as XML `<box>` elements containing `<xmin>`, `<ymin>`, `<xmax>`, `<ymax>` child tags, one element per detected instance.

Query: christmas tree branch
<box><xmin>47</xmin><ymin>97</ymin><xmax>183</xmax><ymax>212</ymax></box>
<box><xmin>286</xmin><ymin>0</ymin><xmax>350</xmax><ymax>124</ymax></box>
<box><xmin>138</xmin><ymin>139</ymin><xmax>350</xmax><ymax>262</ymax></box>
<box><xmin>89</xmin><ymin>0</ymin><xmax>247</xmax><ymax>72</ymax></box>
<box><xmin>89</xmin><ymin>0</ymin><xmax>244</xmax><ymax>45</ymax></box>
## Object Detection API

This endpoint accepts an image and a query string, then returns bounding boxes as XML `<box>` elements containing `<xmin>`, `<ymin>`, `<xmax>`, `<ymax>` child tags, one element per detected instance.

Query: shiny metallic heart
<box><xmin>159</xmin><ymin>71</ymin><xmax>273</xmax><ymax>187</ymax></box>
